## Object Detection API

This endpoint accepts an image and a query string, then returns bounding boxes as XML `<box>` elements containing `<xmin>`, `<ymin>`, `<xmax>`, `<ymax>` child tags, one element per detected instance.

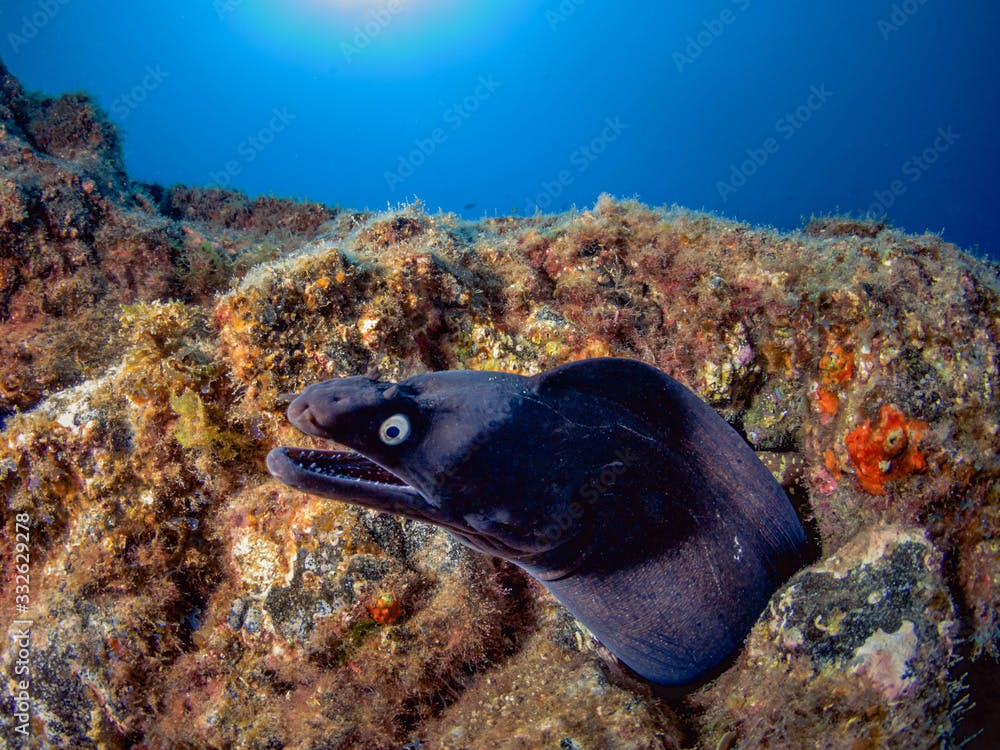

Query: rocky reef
<box><xmin>0</xmin><ymin>57</ymin><xmax>335</xmax><ymax>420</ymax></box>
<box><xmin>1</xmin><ymin>59</ymin><xmax>997</xmax><ymax>748</ymax></box>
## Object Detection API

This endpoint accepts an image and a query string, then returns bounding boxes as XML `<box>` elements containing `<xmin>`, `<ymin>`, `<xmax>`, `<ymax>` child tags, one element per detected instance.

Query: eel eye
<box><xmin>379</xmin><ymin>414</ymin><xmax>411</xmax><ymax>446</ymax></box>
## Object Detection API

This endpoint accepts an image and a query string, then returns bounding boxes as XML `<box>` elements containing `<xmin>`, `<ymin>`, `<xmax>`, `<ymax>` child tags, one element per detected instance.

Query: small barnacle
<box><xmin>845</xmin><ymin>404</ymin><xmax>929</xmax><ymax>495</ymax></box>
<box><xmin>882</xmin><ymin>425</ymin><xmax>907</xmax><ymax>458</ymax></box>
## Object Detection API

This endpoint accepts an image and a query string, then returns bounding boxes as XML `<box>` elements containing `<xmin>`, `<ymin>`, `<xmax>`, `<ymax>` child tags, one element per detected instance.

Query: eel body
<box><xmin>267</xmin><ymin>357</ymin><xmax>807</xmax><ymax>685</ymax></box>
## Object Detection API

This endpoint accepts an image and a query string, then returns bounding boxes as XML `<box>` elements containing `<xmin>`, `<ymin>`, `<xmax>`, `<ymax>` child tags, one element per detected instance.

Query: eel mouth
<box><xmin>266</xmin><ymin>446</ymin><xmax>430</xmax><ymax>516</ymax></box>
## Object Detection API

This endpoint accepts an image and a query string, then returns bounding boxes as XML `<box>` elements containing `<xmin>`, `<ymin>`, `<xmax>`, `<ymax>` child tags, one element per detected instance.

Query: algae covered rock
<box><xmin>0</xmin><ymin>55</ymin><xmax>336</xmax><ymax>419</ymax></box>
<box><xmin>695</xmin><ymin>525</ymin><xmax>961</xmax><ymax>748</ymax></box>
<box><xmin>421</xmin><ymin>604</ymin><xmax>683</xmax><ymax>750</ymax></box>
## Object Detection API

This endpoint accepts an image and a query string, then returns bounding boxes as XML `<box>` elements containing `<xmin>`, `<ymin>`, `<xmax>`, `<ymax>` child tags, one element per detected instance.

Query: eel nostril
<box><xmin>305</xmin><ymin>409</ymin><xmax>321</xmax><ymax>431</ymax></box>
<box><xmin>286</xmin><ymin>398</ymin><xmax>311</xmax><ymax>425</ymax></box>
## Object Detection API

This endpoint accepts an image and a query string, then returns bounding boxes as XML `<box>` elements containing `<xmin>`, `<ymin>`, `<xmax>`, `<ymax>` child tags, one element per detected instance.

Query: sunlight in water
<box><xmin>229</xmin><ymin>0</ymin><xmax>537</xmax><ymax>74</ymax></box>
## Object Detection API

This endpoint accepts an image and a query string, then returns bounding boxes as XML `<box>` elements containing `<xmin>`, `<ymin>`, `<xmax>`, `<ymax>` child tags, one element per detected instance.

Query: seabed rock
<box><xmin>1</xmin><ymin>57</ymin><xmax>998</xmax><ymax>748</ymax></box>
<box><xmin>695</xmin><ymin>525</ymin><xmax>961</xmax><ymax>749</ymax></box>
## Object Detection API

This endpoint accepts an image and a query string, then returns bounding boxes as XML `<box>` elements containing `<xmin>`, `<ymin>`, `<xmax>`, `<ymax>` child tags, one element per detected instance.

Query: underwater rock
<box><xmin>0</xmin><ymin>56</ymin><xmax>336</xmax><ymax>415</ymax></box>
<box><xmin>694</xmin><ymin>525</ymin><xmax>962</xmax><ymax>748</ymax></box>
<box><xmin>1</xmin><ymin>62</ymin><xmax>998</xmax><ymax>748</ymax></box>
<box><xmin>420</xmin><ymin>602</ymin><xmax>684</xmax><ymax>750</ymax></box>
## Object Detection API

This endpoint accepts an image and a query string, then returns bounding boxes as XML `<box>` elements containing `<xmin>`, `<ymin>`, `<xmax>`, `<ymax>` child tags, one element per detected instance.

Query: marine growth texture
<box><xmin>1</xmin><ymin>58</ymin><xmax>997</xmax><ymax>748</ymax></box>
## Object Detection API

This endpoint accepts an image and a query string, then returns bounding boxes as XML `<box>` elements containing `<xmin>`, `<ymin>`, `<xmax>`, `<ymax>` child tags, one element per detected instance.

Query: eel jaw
<box><xmin>266</xmin><ymin>447</ymin><xmax>430</xmax><ymax>517</ymax></box>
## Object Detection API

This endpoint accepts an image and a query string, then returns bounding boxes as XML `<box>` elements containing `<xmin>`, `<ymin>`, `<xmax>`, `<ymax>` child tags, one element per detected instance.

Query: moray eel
<box><xmin>267</xmin><ymin>357</ymin><xmax>807</xmax><ymax>685</ymax></box>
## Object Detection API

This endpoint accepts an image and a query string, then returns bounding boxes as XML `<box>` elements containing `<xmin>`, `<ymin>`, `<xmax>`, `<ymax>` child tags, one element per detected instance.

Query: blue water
<box><xmin>2</xmin><ymin>0</ymin><xmax>997</xmax><ymax>258</ymax></box>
